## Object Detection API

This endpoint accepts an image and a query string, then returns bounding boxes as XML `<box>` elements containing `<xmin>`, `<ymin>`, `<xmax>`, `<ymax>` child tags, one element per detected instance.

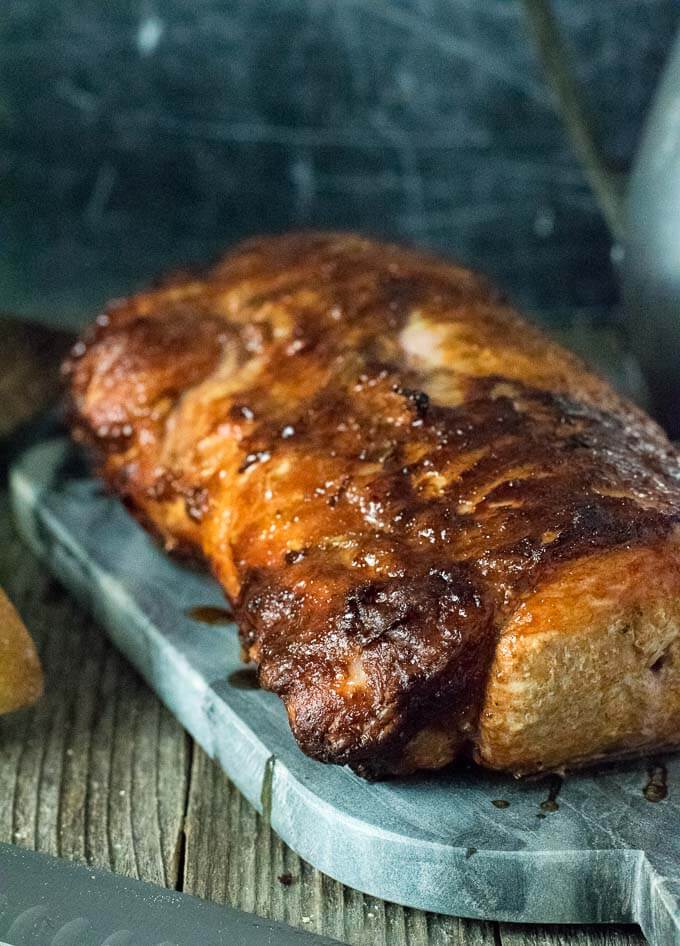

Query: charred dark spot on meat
<box><xmin>284</xmin><ymin>548</ymin><xmax>308</xmax><ymax>565</ymax></box>
<box><xmin>185</xmin><ymin>486</ymin><xmax>210</xmax><ymax>523</ymax></box>
<box><xmin>337</xmin><ymin>568</ymin><xmax>487</xmax><ymax>650</ymax></box>
<box><xmin>393</xmin><ymin>384</ymin><xmax>430</xmax><ymax>419</ymax></box>
<box><xmin>238</xmin><ymin>449</ymin><xmax>272</xmax><ymax>473</ymax></box>
<box><xmin>145</xmin><ymin>469</ymin><xmax>179</xmax><ymax>502</ymax></box>
<box><xmin>238</xmin><ymin>572</ymin><xmax>304</xmax><ymax>657</ymax></box>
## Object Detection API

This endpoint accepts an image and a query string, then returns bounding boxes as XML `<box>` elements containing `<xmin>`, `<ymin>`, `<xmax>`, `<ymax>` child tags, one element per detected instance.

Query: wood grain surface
<box><xmin>0</xmin><ymin>318</ymin><xmax>647</xmax><ymax>945</ymax></box>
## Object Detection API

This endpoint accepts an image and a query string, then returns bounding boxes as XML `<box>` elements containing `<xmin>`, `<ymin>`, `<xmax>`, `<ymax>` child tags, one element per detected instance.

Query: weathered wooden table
<box><xmin>0</xmin><ymin>318</ymin><xmax>648</xmax><ymax>946</ymax></box>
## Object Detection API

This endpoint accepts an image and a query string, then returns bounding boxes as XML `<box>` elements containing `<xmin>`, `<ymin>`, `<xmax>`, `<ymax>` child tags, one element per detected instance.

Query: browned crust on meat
<box><xmin>64</xmin><ymin>232</ymin><xmax>680</xmax><ymax>776</ymax></box>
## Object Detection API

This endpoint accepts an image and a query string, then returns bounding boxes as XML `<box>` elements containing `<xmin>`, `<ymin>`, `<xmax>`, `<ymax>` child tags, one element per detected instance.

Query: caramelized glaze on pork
<box><xmin>65</xmin><ymin>233</ymin><xmax>680</xmax><ymax>776</ymax></box>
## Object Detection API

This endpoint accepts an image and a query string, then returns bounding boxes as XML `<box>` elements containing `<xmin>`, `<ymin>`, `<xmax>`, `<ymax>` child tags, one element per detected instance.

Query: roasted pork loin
<box><xmin>65</xmin><ymin>233</ymin><xmax>680</xmax><ymax>777</ymax></box>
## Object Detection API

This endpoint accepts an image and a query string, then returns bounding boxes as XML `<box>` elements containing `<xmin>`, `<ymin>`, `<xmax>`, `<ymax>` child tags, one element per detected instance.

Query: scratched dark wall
<box><xmin>1</xmin><ymin>0</ymin><xmax>677</xmax><ymax>328</ymax></box>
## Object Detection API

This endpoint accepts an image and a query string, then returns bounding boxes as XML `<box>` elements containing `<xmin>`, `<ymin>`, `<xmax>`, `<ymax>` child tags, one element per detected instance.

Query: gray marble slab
<box><xmin>9</xmin><ymin>435</ymin><xmax>680</xmax><ymax>946</ymax></box>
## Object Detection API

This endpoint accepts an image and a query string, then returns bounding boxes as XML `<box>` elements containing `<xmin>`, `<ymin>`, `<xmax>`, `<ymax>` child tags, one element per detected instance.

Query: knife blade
<box><xmin>0</xmin><ymin>842</ymin><xmax>340</xmax><ymax>946</ymax></box>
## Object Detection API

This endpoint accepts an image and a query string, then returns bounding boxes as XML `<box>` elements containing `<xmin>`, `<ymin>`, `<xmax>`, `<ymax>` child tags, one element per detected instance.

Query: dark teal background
<box><xmin>1</xmin><ymin>1</ymin><xmax>677</xmax><ymax>328</ymax></box>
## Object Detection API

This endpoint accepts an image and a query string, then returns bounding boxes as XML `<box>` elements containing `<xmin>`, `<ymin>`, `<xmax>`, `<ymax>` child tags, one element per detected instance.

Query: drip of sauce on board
<box><xmin>228</xmin><ymin>668</ymin><xmax>260</xmax><ymax>690</ymax></box>
<box><xmin>186</xmin><ymin>605</ymin><xmax>233</xmax><ymax>625</ymax></box>
<box><xmin>643</xmin><ymin>762</ymin><xmax>668</xmax><ymax>802</ymax></box>
<box><xmin>537</xmin><ymin>774</ymin><xmax>563</xmax><ymax>817</ymax></box>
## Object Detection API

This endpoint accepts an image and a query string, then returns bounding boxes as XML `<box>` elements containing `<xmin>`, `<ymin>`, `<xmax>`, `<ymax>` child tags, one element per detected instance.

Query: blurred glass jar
<box><xmin>625</xmin><ymin>30</ymin><xmax>680</xmax><ymax>437</ymax></box>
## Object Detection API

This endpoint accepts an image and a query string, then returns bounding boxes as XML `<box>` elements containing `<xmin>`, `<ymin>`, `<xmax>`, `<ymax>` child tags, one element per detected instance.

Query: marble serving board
<box><xmin>9</xmin><ymin>434</ymin><xmax>680</xmax><ymax>946</ymax></box>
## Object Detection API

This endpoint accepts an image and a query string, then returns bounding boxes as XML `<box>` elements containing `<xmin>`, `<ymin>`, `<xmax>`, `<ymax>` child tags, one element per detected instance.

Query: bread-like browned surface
<box><xmin>477</xmin><ymin>541</ymin><xmax>680</xmax><ymax>774</ymax></box>
<box><xmin>0</xmin><ymin>588</ymin><xmax>43</xmax><ymax>714</ymax></box>
<box><xmin>64</xmin><ymin>232</ymin><xmax>680</xmax><ymax>777</ymax></box>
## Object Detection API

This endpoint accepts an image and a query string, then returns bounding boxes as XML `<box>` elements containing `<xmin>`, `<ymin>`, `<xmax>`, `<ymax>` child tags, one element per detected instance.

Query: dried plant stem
<box><xmin>522</xmin><ymin>0</ymin><xmax>627</xmax><ymax>242</ymax></box>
